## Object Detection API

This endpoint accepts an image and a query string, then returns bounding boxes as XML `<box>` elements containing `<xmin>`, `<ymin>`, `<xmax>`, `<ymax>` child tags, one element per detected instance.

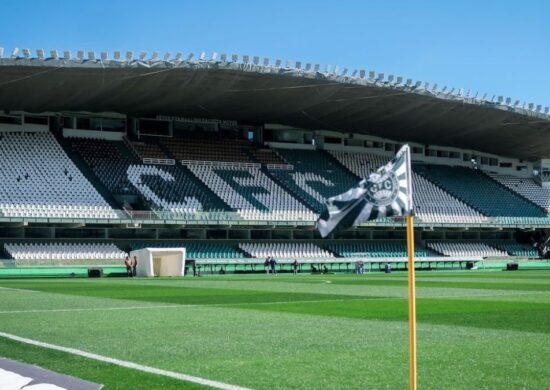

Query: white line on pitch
<box><xmin>0</xmin><ymin>286</ymin><xmax>38</xmax><ymax>293</ymax></box>
<box><xmin>0</xmin><ymin>331</ymin><xmax>252</xmax><ymax>390</ymax></box>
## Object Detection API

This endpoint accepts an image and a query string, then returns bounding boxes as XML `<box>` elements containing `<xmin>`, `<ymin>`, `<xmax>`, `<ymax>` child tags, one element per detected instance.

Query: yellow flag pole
<box><xmin>406</xmin><ymin>214</ymin><xmax>417</xmax><ymax>390</ymax></box>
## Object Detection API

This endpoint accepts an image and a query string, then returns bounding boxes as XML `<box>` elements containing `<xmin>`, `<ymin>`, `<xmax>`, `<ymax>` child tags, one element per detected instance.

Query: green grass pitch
<box><xmin>0</xmin><ymin>271</ymin><xmax>549</xmax><ymax>389</ymax></box>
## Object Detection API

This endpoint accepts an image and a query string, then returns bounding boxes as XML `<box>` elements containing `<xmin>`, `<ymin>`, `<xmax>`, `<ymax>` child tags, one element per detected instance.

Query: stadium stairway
<box><xmin>53</xmin><ymin>135</ymin><xmax>121</xmax><ymax>210</ymax></box>
<box><xmin>414</xmin><ymin>164</ymin><xmax>550</xmax><ymax>224</ymax></box>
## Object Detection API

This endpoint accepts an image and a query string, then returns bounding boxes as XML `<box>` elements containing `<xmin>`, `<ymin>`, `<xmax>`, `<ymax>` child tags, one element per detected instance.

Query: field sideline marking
<box><xmin>0</xmin><ymin>290</ymin><xmax>548</xmax><ymax>315</ymax></box>
<box><xmin>0</xmin><ymin>330</ymin><xmax>252</xmax><ymax>390</ymax></box>
<box><xmin>0</xmin><ymin>286</ymin><xmax>38</xmax><ymax>293</ymax></box>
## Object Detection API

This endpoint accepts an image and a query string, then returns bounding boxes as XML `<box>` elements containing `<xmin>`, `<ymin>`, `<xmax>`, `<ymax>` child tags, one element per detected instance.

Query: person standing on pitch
<box><xmin>132</xmin><ymin>255</ymin><xmax>138</xmax><ymax>277</ymax></box>
<box><xmin>264</xmin><ymin>257</ymin><xmax>270</xmax><ymax>274</ymax></box>
<box><xmin>292</xmin><ymin>259</ymin><xmax>299</xmax><ymax>275</ymax></box>
<box><xmin>124</xmin><ymin>255</ymin><xmax>132</xmax><ymax>277</ymax></box>
<box><xmin>269</xmin><ymin>256</ymin><xmax>277</xmax><ymax>275</ymax></box>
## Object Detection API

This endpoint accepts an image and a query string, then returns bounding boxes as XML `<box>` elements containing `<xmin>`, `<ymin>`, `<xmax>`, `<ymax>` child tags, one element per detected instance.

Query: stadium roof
<box><xmin>1</xmin><ymin>52</ymin><xmax>549</xmax><ymax>161</ymax></box>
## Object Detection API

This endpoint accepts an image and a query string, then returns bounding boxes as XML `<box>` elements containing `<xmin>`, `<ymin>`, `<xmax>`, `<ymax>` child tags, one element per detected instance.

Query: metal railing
<box><xmin>2</xmin><ymin>209</ymin><xmax>550</xmax><ymax>228</ymax></box>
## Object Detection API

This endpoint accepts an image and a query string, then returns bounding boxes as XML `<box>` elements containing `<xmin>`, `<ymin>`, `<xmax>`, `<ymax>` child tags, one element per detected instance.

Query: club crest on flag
<box><xmin>317</xmin><ymin>144</ymin><xmax>413</xmax><ymax>238</ymax></box>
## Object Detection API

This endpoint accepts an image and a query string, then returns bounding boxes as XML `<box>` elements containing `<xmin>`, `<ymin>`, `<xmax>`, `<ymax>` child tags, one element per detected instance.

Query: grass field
<box><xmin>0</xmin><ymin>271</ymin><xmax>549</xmax><ymax>389</ymax></box>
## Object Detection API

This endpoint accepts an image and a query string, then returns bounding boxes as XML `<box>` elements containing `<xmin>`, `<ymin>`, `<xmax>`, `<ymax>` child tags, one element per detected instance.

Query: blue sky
<box><xmin>2</xmin><ymin>0</ymin><xmax>549</xmax><ymax>106</ymax></box>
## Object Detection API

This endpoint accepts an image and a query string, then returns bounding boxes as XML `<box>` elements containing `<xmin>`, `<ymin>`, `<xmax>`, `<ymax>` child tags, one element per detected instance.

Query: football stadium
<box><xmin>0</xmin><ymin>46</ymin><xmax>549</xmax><ymax>390</ymax></box>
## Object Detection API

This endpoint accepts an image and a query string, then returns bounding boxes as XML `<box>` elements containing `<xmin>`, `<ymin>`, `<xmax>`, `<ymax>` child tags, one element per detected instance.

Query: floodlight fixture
<box><xmin>424</xmin><ymin>82</ymin><xmax>430</xmax><ymax>89</ymax></box>
<box><xmin>396</xmin><ymin>76</ymin><xmax>404</xmax><ymax>84</ymax></box>
<box><xmin>113</xmin><ymin>51</ymin><xmax>121</xmax><ymax>60</ymax></box>
<box><xmin>77</xmin><ymin>50</ymin><xmax>84</xmax><ymax>60</ymax></box>
<box><xmin>253</xmin><ymin>56</ymin><xmax>259</xmax><ymax>65</ymax></box>
<box><xmin>242</xmin><ymin>55</ymin><xmax>249</xmax><ymax>64</ymax></box>
<box><xmin>139</xmin><ymin>51</ymin><xmax>147</xmax><ymax>60</ymax></box>
<box><xmin>263</xmin><ymin>57</ymin><xmax>270</xmax><ymax>66</ymax></box>
<box><xmin>100</xmin><ymin>51</ymin><xmax>108</xmax><ymax>61</ymax></box>
<box><xmin>406</xmin><ymin>79</ymin><xmax>413</xmax><ymax>86</ymax></box>
<box><xmin>295</xmin><ymin>61</ymin><xmax>302</xmax><ymax>69</ymax></box>
<box><xmin>22</xmin><ymin>48</ymin><xmax>30</xmax><ymax>58</ymax></box>
<box><xmin>231</xmin><ymin>54</ymin><xmax>238</xmax><ymax>62</ymax></box>
<box><xmin>187</xmin><ymin>53</ymin><xmax>194</xmax><ymax>61</ymax></box>
<box><xmin>314</xmin><ymin>64</ymin><xmax>320</xmax><ymax>72</ymax></box>
<box><xmin>359</xmin><ymin>70</ymin><xmax>366</xmax><ymax>78</ymax></box>
<box><xmin>125</xmin><ymin>51</ymin><xmax>133</xmax><ymax>61</ymax></box>
<box><xmin>513</xmin><ymin>100</ymin><xmax>520</xmax><ymax>107</ymax></box>
<box><xmin>199</xmin><ymin>52</ymin><xmax>206</xmax><ymax>61</ymax></box>
<box><xmin>368</xmin><ymin>71</ymin><xmax>375</xmax><ymax>80</ymax></box>
<box><xmin>286</xmin><ymin>60</ymin><xmax>292</xmax><ymax>68</ymax></box>
<box><xmin>536</xmin><ymin>104</ymin><xmax>542</xmax><ymax>112</ymax></box>
<box><xmin>163</xmin><ymin>52</ymin><xmax>171</xmax><ymax>61</ymax></box>
<box><xmin>432</xmin><ymin>83</ymin><xmax>438</xmax><ymax>91</ymax></box>
<box><xmin>211</xmin><ymin>52</ymin><xmax>218</xmax><ymax>61</ymax></box>
<box><xmin>88</xmin><ymin>51</ymin><xmax>96</xmax><ymax>61</ymax></box>
<box><xmin>387</xmin><ymin>74</ymin><xmax>394</xmax><ymax>83</ymax></box>
<box><xmin>505</xmin><ymin>97</ymin><xmax>512</xmax><ymax>105</ymax></box>
<box><xmin>377</xmin><ymin>73</ymin><xmax>384</xmax><ymax>81</ymax></box>
<box><xmin>528</xmin><ymin>103</ymin><xmax>534</xmax><ymax>110</ymax></box>
<box><xmin>175</xmin><ymin>52</ymin><xmax>182</xmax><ymax>61</ymax></box>
<box><xmin>11</xmin><ymin>47</ymin><xmax>19</xmax><ymax>58</ymax></box>
<box><xmin>497</xmin><ymin>96</ymin><xmax>504</xmax><ymax>103</ymax></box>
<box><xmin>49</xmin><ymin>50</ymin><xmax>58</xmax><ymax>59</ymax></box>
<box><xmin>544</xmin><ymin>107</ymin><xmax>549</xmax><ymax>114</ymax></box>
<box><xmin>63</xmin><ymin>50</ymin><xmax>71</xmax><ymax>60</ymax></box>
<box><xmin>36</xmin><ymin>48</ymin><xmax>44</xmax><ymax>59</ymax></box>
<box><xmin>351</xmin><ymin>69</ymin><xmax>357</xmax><ymax>77</ymax></box>
<box><xmin>341</xmin><ymin>68</ymin><xmax>347</xmax><ymax>76</ymax></box>
<box><xmin>220</xmin><ymin>53</ymin><xmax>227</xmax><ymax>62</ymax></box>
<box><xmin>151</xmin><ymin>51</ymin><xmax>159</xmax><ymax>61</ymax></box>
<box><xmin>275</xmin><ymin>59</ymin><xmax>282</xmax><ymax>67</ymax></box>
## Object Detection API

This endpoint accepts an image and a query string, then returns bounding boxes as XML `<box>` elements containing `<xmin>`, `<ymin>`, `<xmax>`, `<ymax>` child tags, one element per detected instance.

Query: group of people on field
<box><xmin>263</xmin><ymin>257</ymin><xmax>301</xmax><ymax>275</ymax></box>
<box><xmin>264</xmin><ymin>256</ymin><xmax>277</xmax><ymax>275</ymax></box>
<box><xmin>124</xmin><ymin>255</ymin><xmax>138</xmax><ymax>277</ymax></box>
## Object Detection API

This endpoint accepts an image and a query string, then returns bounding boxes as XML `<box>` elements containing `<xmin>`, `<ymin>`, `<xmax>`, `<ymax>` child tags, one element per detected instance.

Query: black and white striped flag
<box><xmin>317</xmin><ymin>145</ymin><xmax>413</xmax><ymax>238</ymax></box>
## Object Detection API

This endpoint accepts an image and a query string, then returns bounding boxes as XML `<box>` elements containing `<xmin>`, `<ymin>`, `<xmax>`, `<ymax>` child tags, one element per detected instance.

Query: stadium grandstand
<box><xmin>0</xmin><ymin>48</ymin><xmax>550</xmax><ymax>276</ymax></box>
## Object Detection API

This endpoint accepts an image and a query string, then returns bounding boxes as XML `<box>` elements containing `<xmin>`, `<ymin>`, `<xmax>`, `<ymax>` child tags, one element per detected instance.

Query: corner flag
<box><xmin>316</xmin><ymin>144</ymin><xmax>413</xmax><ymax>237</ymax></box>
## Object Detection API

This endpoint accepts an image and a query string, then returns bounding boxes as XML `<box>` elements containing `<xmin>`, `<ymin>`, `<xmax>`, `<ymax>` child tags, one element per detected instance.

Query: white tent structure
<box><xmin>129</xmin><ymin>248</ymin><xmax>186</xmax><ymax>277</ymax></box>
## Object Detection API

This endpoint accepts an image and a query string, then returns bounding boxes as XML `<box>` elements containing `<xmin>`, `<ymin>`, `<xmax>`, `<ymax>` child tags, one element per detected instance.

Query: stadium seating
<box><xmin>426</xmin><ymin>241</ymin><xmax>508</xmax><ymax>258</ymax></box>
<box><xmin>130</xmin><ymin>242</ymin><xmax>245</xmax><ymax>260</ymax></box>
<box><xmin>4</xmin><ymin>243</ymin><xmax>126</xmax><ymax>262</ymax></box>
<box><xmin>131</xmin><ymin>141</ymin><xmax>168</xmax><ymax>160</ymax></box>
<box><xmin>187</xmin><ymin>164</ymin><xmax>316</xmax><ymax>220</ymax></box>
<box><xmin>162</xmin><ymin>137</ymin><xmax>252</xmax><ymax>163</ymax></box>
<box><xmin>329</xmin><ymin>151</ymin><xmax>487</xmax><ymax>224</ymax></box>
<box><xmin>0</xmin><ymin>132</ymin><xmax>117</xmax><ymax>219</ymax></box>
<box><xmin>489</xmin><ymin>241</ymin><xmax>539</xmax><ymax>257</ymax></box>
<box><xmin>327</xmin><ymin>241</ymin><xmax>428</xmax><ymax>258</ymax></box>
<box><xmin>269</xmin><ymin>149</ymin><xmax>358</xmax><ymax>213</ymax></box>
<box><xmin>486</xmin><ymin>173</ymin><xmax>550</xmax><ymax>211</ymax></box>
<box><xmin>415</xmin><ymin>164</ymin><xmax>550</xmax><ymax>224</ymax></box>
<box><xmin>239</xmin><ymin>242</ymin><xmax>334</xmax><ymax>259</ymax></box>
<box><xmin>71</xmin><ymin>138</ymin><xmax>228</xmax><ymax>215</ymax></box>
